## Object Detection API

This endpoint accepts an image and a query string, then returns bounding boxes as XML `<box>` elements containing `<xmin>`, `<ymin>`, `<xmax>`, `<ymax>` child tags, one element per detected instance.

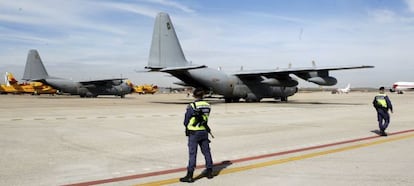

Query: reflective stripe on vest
<box><xmin>187</xmin><ymin>101</ymin><xmax>211</xmax><ymax>131</ymax></box>
<box><xmin>375</xmin><ymin>94</ymin><xmax>387</xmax><ymax>108</ymax></box>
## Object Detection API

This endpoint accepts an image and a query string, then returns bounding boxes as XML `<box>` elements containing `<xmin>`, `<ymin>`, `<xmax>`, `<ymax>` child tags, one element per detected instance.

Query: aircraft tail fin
<box><xmin>146</xmin><ymin>12</ymin><xmax>189</xmax><ymax>70</ymax></box>
<box><xmin>5</xmin><ymin>72</ymin><xmax>18</xmax><ymax>86</ymax></box>
<box><xmin>4</xmin><ymin>72</ymin><xmax>9</xmax><ymax>86</ymax></box>
<box><xmin>22</xmin><ymin>49</ymin><xmax>50</xmax><ymax>81</ymax></box>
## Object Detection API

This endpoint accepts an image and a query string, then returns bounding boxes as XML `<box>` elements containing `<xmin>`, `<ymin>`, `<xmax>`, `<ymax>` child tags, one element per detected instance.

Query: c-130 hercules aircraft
<box><xmin>22</xmin><ymin>50</ymin><xmax>133</xmax><ymax>98</ymax></box>
<box><xmin>145</xmin><ymin>12</ymin><xmax>374</xmax><ymax>102</ymax></box>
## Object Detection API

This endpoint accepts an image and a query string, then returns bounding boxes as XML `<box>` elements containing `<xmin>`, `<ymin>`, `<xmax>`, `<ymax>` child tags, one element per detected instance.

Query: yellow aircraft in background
<box><xmin>133</xmin><ymin>84</ymin><xmax>158</xmax><ymax>94</ymax></box>
<box><xmin>123</xmin><ymin>80</ymin><xmax>158</xmax><ymax>94</ymax></box>
<box><xmin>0</xmin><ymin>72</ymin><xmax>57</xmax><ymax>95</ymax></box>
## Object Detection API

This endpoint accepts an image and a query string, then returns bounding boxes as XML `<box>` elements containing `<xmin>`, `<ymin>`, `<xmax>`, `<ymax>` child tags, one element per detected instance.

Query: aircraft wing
<box><xmin>233</xmin><ymin>65</ymin><xmax>374</xmax><ymax>76</ymax></box>
<box><xmin>233</xmin><ymin>65</ymin><xmax>374</xmax><ymax>86</ymax></box>
<box><xmin>79</xmin><ymin>78</ymin><xmax>126</xmax><ymax>86</ymax></box>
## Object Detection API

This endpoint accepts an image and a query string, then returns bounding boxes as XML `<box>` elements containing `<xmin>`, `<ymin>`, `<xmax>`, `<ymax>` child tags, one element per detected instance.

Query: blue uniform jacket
<box><xmin>373</xmin><ymin>95</ymin><xmax>393</xmax><ymax>112</ymax></box>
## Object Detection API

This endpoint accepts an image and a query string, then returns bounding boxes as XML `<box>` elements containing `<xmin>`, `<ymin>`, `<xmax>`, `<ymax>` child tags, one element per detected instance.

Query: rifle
<box><xmin>203</xmin><ymin>122</ymin><xmax>215</xmax><ymax>138</ymax></box>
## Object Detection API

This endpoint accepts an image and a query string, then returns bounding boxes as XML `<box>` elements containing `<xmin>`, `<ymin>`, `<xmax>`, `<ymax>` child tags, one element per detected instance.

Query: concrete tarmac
<box><xmin>0</xmin><ymin>92</ymin><xmax>413</xmax><ymax>186</ymax></box>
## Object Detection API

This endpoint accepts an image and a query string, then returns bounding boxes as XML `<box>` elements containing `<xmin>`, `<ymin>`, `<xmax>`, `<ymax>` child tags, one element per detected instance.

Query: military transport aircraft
<box><xmin>144</xmin><ymin>12</ymin><xmax>374</xmax><ymax>102</ymax></box>
<box><xmin>22</xmin><ymin>50</ymin><xmax>133</xmax><ymax>98</ymax></box>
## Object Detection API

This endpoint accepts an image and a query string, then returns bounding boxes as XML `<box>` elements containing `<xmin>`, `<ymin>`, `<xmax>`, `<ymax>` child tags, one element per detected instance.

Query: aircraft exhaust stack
<box><xmin>146</xmin><ymin>12</ymin><xmax>189</xmax><ymax>70</ymax></box>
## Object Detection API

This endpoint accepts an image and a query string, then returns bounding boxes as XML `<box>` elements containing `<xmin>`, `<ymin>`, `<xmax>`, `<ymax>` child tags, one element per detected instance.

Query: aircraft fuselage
<box><xmin>45</xmin><ymin>78</ymin><xmax>132</xmax><ymax>97</ymax></box>
<box><xmin>177</xmin><ymin>67</ymin><xmax>297</xmax><ymax>102</ymax></box>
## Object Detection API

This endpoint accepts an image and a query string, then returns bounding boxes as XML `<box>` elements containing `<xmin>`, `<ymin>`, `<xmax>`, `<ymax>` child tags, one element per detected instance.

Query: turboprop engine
<box><xmin>296</xmin><ymin>70</ymin><xmax>338</xmax><ymax>86</ymax></box>
<box><xmin>260</xmin><ymin>76</ymin><xmax>298</xmax><ymax>87</ymax></box>
<box><xmin>307</xmin><ymin>76</ymin><xmax>337</xmax><ymax>86</ymax></box>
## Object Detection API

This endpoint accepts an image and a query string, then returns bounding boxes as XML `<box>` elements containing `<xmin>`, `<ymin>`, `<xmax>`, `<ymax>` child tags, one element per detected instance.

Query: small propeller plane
<box><xmin>0</xmin><ymin>72</ymin><xmax>56</xmax><ymax>95</ymax></box>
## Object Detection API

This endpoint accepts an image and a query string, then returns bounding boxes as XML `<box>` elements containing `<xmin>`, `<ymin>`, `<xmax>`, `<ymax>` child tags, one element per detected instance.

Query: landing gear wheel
<box><xmin>224</xmin><ymin>98</ymin><xmax>240</xmax><ymax>103</ymax></box>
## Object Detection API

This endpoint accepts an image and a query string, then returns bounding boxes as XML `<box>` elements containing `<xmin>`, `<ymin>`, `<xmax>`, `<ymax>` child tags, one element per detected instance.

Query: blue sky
<box><xmin>1</xmin><ymin>0</ymin><xmax>414</xmax><ymax>87</ymax></box>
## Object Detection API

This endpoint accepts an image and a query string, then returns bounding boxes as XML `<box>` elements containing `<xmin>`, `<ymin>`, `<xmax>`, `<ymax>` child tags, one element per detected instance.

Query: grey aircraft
<box><xmin>22</xmin><ymin>50</ymin><xmax>133</xmax><ymax>98</ymax></box>
<box><xmin>145</xmin><ymin>12</ymin><xmax>374</xmax><ymax>102</ymax></box>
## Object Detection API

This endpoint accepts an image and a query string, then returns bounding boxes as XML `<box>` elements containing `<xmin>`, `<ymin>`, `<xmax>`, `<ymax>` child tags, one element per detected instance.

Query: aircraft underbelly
<box><xmin>233</xmin><ymin>81</ymin><xmax>297</xmax><ymax>100</ymax></box>
<box><xmin>82</xmin><ymin>84</ymin><xmax>131</xmax><ymax>96</ymax></box>
<box><xmin>45</xmin><ymin>79</ymin><xmax>79</xmax><ymax>94</ymax></box>
<box><xmin>189</xmin><ymin>68</ymin><xmax>234</xmax><ymax>96</ymax></box>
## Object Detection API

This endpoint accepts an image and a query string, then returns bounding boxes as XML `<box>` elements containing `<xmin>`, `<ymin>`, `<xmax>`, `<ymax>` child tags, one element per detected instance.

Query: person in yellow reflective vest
<box><xmin>373</xmin><ymin>87</ymin><xmax>393</xmax><ymax>136</ymax></box>
<box><xmin>180</xmin><ymin>88</ymin><xmax>214</xmax><ymax>183</ymax></box>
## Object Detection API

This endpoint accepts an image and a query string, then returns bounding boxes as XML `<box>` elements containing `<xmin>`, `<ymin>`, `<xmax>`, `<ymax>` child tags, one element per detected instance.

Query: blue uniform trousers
<box><xmin>377</xmin><ymin>108</ymin><xmax>390</xmax><ymax>131</ymax></box>
<box><xmin>187</xmin><ymin>130</ymin><xmax>213</xmax><ymax>172</ymax></box>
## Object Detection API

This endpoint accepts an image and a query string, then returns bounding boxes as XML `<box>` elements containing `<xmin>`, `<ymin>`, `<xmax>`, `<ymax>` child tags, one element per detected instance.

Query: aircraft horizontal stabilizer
<box><xmin>160</xmin><ymin>65</ymin><xmax>207</xmax><ymax>73</ymax></box>
<box><xmin>173</xmin><ymin>81</ymin><xmax>189</xmax><ymax>86</ymax></box>
<box><xmin>136</xmin><ymin>69</ymin><xmax>154</xmax><ymax>73</ymax></box>
<box><xmin>144</xmin><ymin>66</ymin><xmax>164</xmax><ymax>72</ymax></box>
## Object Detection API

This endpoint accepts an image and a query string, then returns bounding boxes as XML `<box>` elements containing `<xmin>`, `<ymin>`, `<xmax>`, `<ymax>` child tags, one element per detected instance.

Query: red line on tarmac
<box><xmin>63</xmin><ymin>129</ymin><xmax>414</xmax><ymax>186</ymax></box>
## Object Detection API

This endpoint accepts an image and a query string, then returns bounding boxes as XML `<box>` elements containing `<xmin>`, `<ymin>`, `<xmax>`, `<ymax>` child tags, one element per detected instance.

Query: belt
<box><xmin>188</xmin><ymin>130</ymin><xmax>206</xmax><ymax>134</ymax></box>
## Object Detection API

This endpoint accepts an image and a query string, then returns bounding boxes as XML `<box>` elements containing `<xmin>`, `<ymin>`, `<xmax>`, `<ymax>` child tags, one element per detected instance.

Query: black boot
<box><xmin>180</xmin><ymin>171</ymin><xmax>194</xmax><ymax>183</ymax></box>
<box><xmin>206</xmin><ymin>168</ymin><xmax>213</xmax><ymax>179</ymax></box>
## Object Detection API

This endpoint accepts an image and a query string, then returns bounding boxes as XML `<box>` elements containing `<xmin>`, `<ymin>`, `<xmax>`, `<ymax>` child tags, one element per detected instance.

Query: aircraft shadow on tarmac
<box><xmin>150</xmin><ymin>101</ymin><xmax>194</xmax><ymax>105</ymax></box>
<box><xmin>263</xmin><ymin>100</ymin><xmax>367</xmax><ymax>106</ymax></box>
<box><xmin>36</xmin><ymin>96</ymin><xmax>135</xmax><ymax>100</ymax></box>
<box><xmin>150</xmin><ymin>100</ymin><xmax>366</xmax><ymax>106</ymax></box>
<box><xmin>193</xmin><ymin>160</ymin><xmax>233</xmax><ymax>181</ymax></box>
<box><xmin>150</xmin><ymin>99</ymin><xmax>224</xmax><ymax>105</ymax></box>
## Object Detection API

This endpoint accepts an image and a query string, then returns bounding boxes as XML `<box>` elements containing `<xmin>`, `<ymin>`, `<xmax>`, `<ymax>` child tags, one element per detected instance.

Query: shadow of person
<box><xmin>193</xmin><ymin>160</ymin><xmax>233</xmax><ymax>181</ymax></box>
<box><xmin>371</xmin><ymin>129</ymin><xmax>382</xmax><ymax>136</ymax></box>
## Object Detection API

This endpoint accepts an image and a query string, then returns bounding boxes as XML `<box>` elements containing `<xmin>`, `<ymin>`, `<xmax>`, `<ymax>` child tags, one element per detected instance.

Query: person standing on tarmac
<box><xmin>373</xmin><ymin>86</ymin><xmax>393</xmax><ymax>136</ymax></box>
<box><xmin>180</xmin><ymin>88</ymin><xmax>214</xmax><ymax>183</ymax></box>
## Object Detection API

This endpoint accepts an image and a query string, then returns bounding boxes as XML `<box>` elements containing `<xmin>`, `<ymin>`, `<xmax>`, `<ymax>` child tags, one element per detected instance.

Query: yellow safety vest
<box><xmin>375</xmin><ymin>94</ymin><xmax>388</xmax><ymax>108</ymax></box>
<box><xmin>187</xmin><ymin>101</ymin><xmax>211</xmax><ymax>131</ymax></box>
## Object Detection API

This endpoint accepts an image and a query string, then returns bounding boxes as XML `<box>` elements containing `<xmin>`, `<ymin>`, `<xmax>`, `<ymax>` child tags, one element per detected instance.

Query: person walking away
<box><xmin>180</xmin><ymin>88</ymin><xmax>214</xmax><ymax>183</ymax></box>
<box><xmin>373</xmin><ymin>87</ymin><xmax>393</xmax><ymax>136</ymax></box>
